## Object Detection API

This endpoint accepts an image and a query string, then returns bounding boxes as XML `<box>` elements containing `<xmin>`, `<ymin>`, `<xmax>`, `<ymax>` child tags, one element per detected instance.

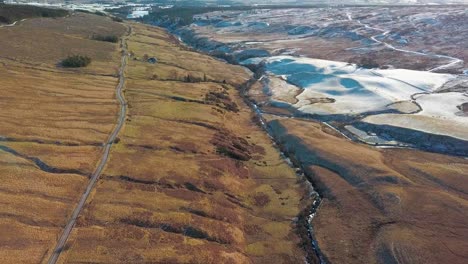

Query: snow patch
<box><xmin>261</xmin><ymin>56</ymin><xmax>455</xmax><ymax>115</ymax></box>
<box><xmin>363</xmin><ymin>92</ymin><xmax>468</xmax><ymax>140</ymax></box>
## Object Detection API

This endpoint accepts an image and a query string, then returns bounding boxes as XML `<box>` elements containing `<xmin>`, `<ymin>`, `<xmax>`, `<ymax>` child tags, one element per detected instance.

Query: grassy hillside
<box><xmin>59</xmin><ymin>22</ymin><xmax>312</xmax><ymax>263</ymax></box>
<box><xmin>267</xmin><ymin>117</ymin><xmax>468</xmax><ymax>264</ymax></box>
<box><xmin>0</xmin><ymin>4</ymin><xmax>68</xmax><ymax>24</ymax></box>
<box><xmin>0</xmin><ymin>12</ymin><xmax>126</xmax><ymax>263</ymax></box>
<box><xmin>0</xmin><ymin>11</ymin><xmax>312</xmax><ymax>264</ymax></box>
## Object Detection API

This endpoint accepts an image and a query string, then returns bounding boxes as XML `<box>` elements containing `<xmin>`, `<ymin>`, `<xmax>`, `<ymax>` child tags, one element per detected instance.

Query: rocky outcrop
<box><xmin>458</xmin><ymin>102</ymin><xmax>468</xmax><ymax>113</ymax></box>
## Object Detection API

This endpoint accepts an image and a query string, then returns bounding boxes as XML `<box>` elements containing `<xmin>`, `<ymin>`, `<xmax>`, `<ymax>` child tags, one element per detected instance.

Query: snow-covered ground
<box><xmin>6</xmin><ymin>1</ymin><xmax>122</xmax><ymax>12</ymax></box>
<box><xmin>363</xmin><ymin>92</ymin><xmax>468</xmax><ymax>141</ymax></box>
<box><xmin>6</xmin><ymin>1</ymin><xmax>153</xmax><ymax>19</ymax></box>
<box><xmin>127</xmin><ymin>9</ymin><xmax>150</xmax><ymax>19</ymax></box>
<box><xmin>245</xmin><ymin>55</ymin><xmax>468</xmax><ymax>143</ymax></box>
<box><xmin>260</xmin><ymin>56</ymin><xmax>456</xmax><ymax>116</ymax></box>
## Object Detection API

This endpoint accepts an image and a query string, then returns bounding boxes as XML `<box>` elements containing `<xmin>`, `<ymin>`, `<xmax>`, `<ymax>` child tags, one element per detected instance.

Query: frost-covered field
<box><xmin>249</xmin><ymin>55</ymin><xmax>467</xmax><ymax>144</ymax></box>
<box><xmin>363</xmin><ymin>92</ymin><xmax>468</xmax><ymax>141</ymax></box>
<box><xmin>259</xmin><ymin>56</ymin><xmax>456</xmax><ymax>116</ymax></box>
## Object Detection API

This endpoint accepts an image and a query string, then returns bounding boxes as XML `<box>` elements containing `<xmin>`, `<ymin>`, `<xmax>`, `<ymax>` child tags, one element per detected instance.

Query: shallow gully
<box><xmin>240</xmin><ymin>77</ymin><xmax>327</xmax><ymax>264</ymax></box>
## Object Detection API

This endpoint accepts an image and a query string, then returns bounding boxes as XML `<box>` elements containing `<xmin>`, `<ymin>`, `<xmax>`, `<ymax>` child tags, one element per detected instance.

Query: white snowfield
<box><xmin>259</xmin><ymin>56</ymin><xmax>467</xmax><ymax>140</ymax></box>
<box><xmin>364</xmin><ymin>92</ymin><xmax>468</xmax><ymax>141</ymax></box>
<box><xmin>127</xmin><ymin>10</ymin><xmax>149</xmax><ymax>19</ymax></box>
<box><xmin>263</xmin><ymin>56</ymin><xmax>456</xmax><ymax>115</ymax></box>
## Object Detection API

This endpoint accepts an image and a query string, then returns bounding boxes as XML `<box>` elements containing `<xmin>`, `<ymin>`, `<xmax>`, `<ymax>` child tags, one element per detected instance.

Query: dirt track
<box><xmin>47</xmin><ymin>25</ymin><xmax>131</xmax><ymax>264</ymax></box>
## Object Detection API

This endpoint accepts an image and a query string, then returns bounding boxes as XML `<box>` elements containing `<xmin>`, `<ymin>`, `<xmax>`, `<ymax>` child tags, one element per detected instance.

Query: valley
<box><xmin>170</xmin><ymin>6</ymin><xmax>468</xmax><ymax>156</ymax></box>
<box><xmin>0</xmin><ymin>3</ymin><xmax>467</xmax><ymax>264</ymax></box>
<box><xmin>0</xmin><ymin>8</ymin><xmax>316</xmax><ymax>264</ymax></box>
<box><xmin>140</xmin><ymin>4</ymin><xmax>468</xmax><ymax>263</ymax></box>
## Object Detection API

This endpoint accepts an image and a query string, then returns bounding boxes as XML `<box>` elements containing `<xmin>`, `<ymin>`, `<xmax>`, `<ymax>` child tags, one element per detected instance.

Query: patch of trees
<box><xmin>0</xmin><ymin>4</ymin><xmax>68</xmax><ymax>24</ymax></box>
<box><xmin>61</xmin><ymin>55</ymin><xmax>91</xmax><ymax>68</ymax></box>
<box><xmin>92</xmin><ymin>34</ymin><xmax>119</xmax><ymax>43</ymax></box>
<box><xmin>183</xmin><ymin>73</ymin><xmax>207</xmax><ymax>83</ymax></box>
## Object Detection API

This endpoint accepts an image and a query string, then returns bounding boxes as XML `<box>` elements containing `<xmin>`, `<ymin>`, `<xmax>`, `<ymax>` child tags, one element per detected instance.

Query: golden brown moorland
<box><xmin>267</xmin><ymin>117</ymin><xmax>468</xmax><ymax>264</ymax></box>
<box><xmin>1</xmin><ymin>7</ymin><xmax>467</xmax><ymax>264</ymax></box>
<box><xmin>0</xmin><ymin>11</ymin><xmax>312</xmax><ymax>264</ymax></box>
<box><xmin>59</xmin><ymin>22</ymin><xmax>311</xmax><ymax>264</ymax></box>
<box><xmin>0</xmin><ymin>12</ymin><xmax>127</xmax><ymax>263</ymax></box>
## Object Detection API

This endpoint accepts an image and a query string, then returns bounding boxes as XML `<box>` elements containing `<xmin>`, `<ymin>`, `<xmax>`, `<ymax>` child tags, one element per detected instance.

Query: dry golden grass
<box><xmin>3</xmin><ymin>10</ymin><xmax>464</xmax><ymax>264</ymax></box>
<box><xmin>57</xmin><ymin>23</ymin><xmax>309</xmax><ymax>263</ymax></box>
<box><xmin>0</xmin><ymin>12</ymin><xmax>126</xmax><ymax>263</ymax></box>
<box><xmin>0</xmin><ymin>12</ymin><xmax>125</xmax><ymax>75</ymax></box>
<box><xmin>126</xmin><ymin>26</ymin><xmax>248</xmax><ymax>86</ymax></box>
<box><xmin>0</xmin><ymin>65</ymin><xmax>117</xmax><ymax>143</ymax></box>
<box><xmin>267</xmin><ymin>117</ymin><xmax>468</xmax><ymax>264</ymax></box>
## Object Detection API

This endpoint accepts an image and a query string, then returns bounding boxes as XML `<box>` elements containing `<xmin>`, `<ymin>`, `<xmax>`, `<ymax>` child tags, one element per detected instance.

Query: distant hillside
<box><xmin>234</xmin><ymin>0</ymin><xmax>467</xmax><ymax>4</ymax></box>
<box><xmin>0</xmin><ymin>4</ymin><xmax>68</xmax><ymax>24</ymax></box>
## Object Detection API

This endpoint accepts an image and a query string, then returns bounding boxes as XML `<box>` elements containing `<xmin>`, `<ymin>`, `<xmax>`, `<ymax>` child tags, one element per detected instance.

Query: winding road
<box><xmin>47</xmin><ymin>26</ymin><xmax>131</xmax><ymax>264</ymax></box>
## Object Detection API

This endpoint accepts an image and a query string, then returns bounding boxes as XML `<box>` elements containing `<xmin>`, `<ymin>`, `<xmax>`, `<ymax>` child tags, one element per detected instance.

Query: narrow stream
<box><xmin>240</xmin><ymin>78</ymin><xmax>327</xmax><ymax>264</ymax></box>
<box><xmin>137</xmin><ymin>21</ymin><xmax>329</xmax><ymax>263</ymax></box>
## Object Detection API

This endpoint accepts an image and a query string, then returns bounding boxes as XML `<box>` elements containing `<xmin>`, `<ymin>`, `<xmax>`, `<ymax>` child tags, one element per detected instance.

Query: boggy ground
<box><xmin>0</xmin><ymin>12</ymin><xmax>126</xmax><ymax>263</ymax></box>
<box><xmin>54</xmin><ymin>23</ymin><xmax>311</xmax><ymax>263</ymax></box>
<box><xmin>267</xmin><ymin>116</ymin><xmax>468</xmax><ymax>264</ymax></box>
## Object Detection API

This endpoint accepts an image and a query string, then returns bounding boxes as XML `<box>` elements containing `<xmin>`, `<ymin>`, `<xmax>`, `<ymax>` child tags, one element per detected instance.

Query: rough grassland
<box><xmin>55</xmin><ymin>23</ymin><xmax>310</xmax><ymax>263</ymax></box>
<box><xmin>267</xmin><ymin>117</ymin><xmax>468</xmax><ymax>264</ymax></box>
<box><xmin>0</xmin><ymin>4</ymin><xmax>68</xmax><ymax>24</ymax></box>
<box><xmin>0</xmin><ymin>12</ymin><xmax>126</xmax><ymax>263</ymax></box>
<box><xmin>0</xmin><ymin>13</ymin><xmax>311</xmax><ymax>263</ymax></box>
<box><xmin>0</xmin><ymin>12</ymin><xmax>125</xmax><ymax>75</ymax></box>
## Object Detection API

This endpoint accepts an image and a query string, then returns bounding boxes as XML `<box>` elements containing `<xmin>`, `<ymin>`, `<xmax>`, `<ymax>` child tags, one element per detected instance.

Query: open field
<box><xmin>53</xmin><ymin>22</ymin><xmax>314</xmax><ymax>264</ymax></box>
<box><xmin>0</xmin><ymin>11</ymin><xmax>126</xmax><ymax>263</ymax></box>
<box><xmin>0</xmin><ymin>12</ymin><xmax>125</xmax><ymax>75</ymax></box>
<box><xmin>0</xmin><ymin>8</ymin><xmax>316</xmax><ymax>263</ymax></box>
<box><xmin>267</xmin><ymin>116</ymin><xmax>468</xmax><ymax>264</ymax></box>
<box><xmin>1</xmin><ymin>4</ymin><xmax>467</xmax><ymax>264</ymax></box>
